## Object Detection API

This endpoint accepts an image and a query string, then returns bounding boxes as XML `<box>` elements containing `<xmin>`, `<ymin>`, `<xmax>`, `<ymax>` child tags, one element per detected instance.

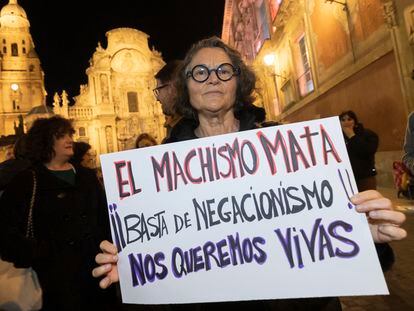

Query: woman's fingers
<box><xmin>355</xmin><ymin>197</ymin><xmax>393</xmax><ymax>214</ymax></box>
<box><xmin>92</xmin><ymin>240</ymin><xmax>120</xmax><ymax>288</ymax></box>
<box><xmin>351</xmin><ymin>190</ymin><xmax>383</xmax><ymax>205</ymax></box>
<box><xmin>99</xmin><ymin>277</ymin><xmax>112</xmax><ymax>289</ymax></box>
<box><xmin>92</xmin><ymin>263</ymin><xmax>112</xmax><ymax>278</ymax></box>
<box><xmin>367</xmin><ymin>209</ymin><xmax>406</xmax><ymax>226</ymax></box>
<box><xmin>100</xmin><ymin>240</ymin><xmax>118</xmax><ymax>255</ymax></box>
<box><xmin>352</xmin><ymin>191</ymin><xmax>393</xmax><ymax>212</ymax></box>
<box><xmin>95</xmin><ymin>253</ymin><xmax>118</xmax><ymax>265</ymax></box>
<box><xmin>377</xmin><ymin>224</ymin><xmax>408</xmax><ymax>241</ymax></box>
<box><xmin>351</xmin><ymin>190</ymin><xmax>407</xmax><ymax>243</ymax></box>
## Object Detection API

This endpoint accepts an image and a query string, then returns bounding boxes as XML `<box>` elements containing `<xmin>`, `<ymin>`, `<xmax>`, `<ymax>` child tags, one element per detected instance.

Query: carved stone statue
<box><xmin>61</xmin><ymin>90</ymin><xmax>69</xmax><ymax>107</ymax></box>
<box><xmin>53</xmin><ymin>92</ymin><xmax>61</xmax><ymax>107</ymax></box>
<box><xmin>96</xmin><ymin>41</ymin><xmax>104</xmax><ymax>52</ymax></box>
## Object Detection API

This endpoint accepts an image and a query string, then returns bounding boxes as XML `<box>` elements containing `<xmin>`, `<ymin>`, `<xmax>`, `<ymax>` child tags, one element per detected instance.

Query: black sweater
<box><xmin>343</xmin><ymin>125</ymin><xmax>378</xmax><ymax>181</ymax></box>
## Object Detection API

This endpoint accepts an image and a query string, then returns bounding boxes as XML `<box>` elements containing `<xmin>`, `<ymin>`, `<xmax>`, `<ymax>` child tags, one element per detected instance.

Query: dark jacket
<box><xmin>343</xmin><ymin>124</ymin><xmax>378</xmax><ymax>181</ymax></box>
<box><xmin>163</xmin><ymin>106</ymin><xmax>341</xmax><ymax>311</ymax></box>
<box><xmin>0</xmin><ymin>158</ymin><xmax>31</xmax><ymax>193</ymax></box>
<box><xmin>0</xmin><ymin>164</ymin><xmax>117</xmax><ymax>311</ymax></box>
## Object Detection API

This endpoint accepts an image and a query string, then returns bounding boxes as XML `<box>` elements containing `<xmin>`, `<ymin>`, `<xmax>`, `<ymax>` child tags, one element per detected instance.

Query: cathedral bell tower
<box><xmin>0</xmin><ymin>0</ymin><xmax>46</xmax><ymax>136</ymax></box>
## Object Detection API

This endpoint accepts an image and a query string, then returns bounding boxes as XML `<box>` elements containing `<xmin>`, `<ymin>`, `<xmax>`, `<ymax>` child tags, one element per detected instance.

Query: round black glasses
<box><xmin>186</xmin><ymin>63</ymin><xmax>240</xmax><ymax>83</ymax></box>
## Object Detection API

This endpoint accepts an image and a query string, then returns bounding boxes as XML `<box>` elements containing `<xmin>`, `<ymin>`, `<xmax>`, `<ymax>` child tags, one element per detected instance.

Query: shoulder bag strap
<box><xmin>25</xmin><ymin>170</ymin><xmax>37</xmax><ymax>239</ymax></box>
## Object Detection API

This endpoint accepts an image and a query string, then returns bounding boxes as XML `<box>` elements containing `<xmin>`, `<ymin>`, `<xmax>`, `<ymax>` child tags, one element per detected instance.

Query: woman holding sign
<box><xmin>92</xmin><ymin>37</ymin><xmax>407</xmax><ymax>310</ymax></box>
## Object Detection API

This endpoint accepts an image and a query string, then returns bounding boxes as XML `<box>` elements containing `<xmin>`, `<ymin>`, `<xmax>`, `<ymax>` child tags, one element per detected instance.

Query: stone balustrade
<box><xmin>68</xmin><ymin>107</ymin><xmax>94</xmax><ymax>119</ymax></box>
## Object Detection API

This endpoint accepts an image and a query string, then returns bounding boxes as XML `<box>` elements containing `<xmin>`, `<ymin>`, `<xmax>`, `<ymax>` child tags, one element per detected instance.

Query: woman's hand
<box><xmin>342</xmin><ymin>126</ymin><xmax>355</xmax><ymax>138</ymax></box>
<box><xmin>351</xmin><ymin>190</ymin><xmax>407</xmax><ymax>243</ymax></box>
<box><xmin>92</xmin><ymin>240</ymin><xmax>119</xmax><ymax>289</ymax></box>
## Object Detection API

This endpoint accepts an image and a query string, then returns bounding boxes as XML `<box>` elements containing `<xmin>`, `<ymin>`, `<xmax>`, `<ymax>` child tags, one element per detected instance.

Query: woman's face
<box><xmin>340</xmin><ymin>114</ymin><xmax>355</xmax><ymax>129</ymax></box>
<box><xmin>53</xmin><ymin>133</ymin><xmax>74</xmax><ymax>160</ymax></box>
<box><xmin>186</xmin><ymin>47</ymin><xmax>237</xmax><ymax>117</ymax></box>
<box><xmin>81</xmin><ymin>150</ymin><xmax>95</xmax><ymax>168</ymax></box>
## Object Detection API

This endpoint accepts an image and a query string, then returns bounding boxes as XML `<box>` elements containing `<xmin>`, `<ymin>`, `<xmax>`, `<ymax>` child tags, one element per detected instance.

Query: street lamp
<box><xmin>263</xmin><ymin>53</ymin><xmax>285</xmax><ymax>115</ymax></box>
<box><xmin>263</xmin><ymin>53</ymin><xmax>287</xmax><ymax>79</ymax></box>
<box><xmin>264</xmin><ymin>54</ymin><xmax>276</xmax><ymax>67</ymax></box>
<box><xmin>11</xmin><ymin>83</ymin><xmax>19</xmax><ymax>91</ymax></box>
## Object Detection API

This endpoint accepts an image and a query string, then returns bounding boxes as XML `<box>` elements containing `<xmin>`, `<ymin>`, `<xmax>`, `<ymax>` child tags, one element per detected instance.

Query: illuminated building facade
<box><xmin>0</xmin><ymin>0</ymin><xmax>166</xmax><ymax>162</ymax></box>
<box><xmin>0</xmin><ymin>0</ymin><xmax>46</xmax><ymax>138</ymax></box>
<box><xmin>223</xmin><ymin>0</ymin><xmax>414</xmax><ymax>186</ymax></box>
<box><xmin>55</xmin><ymin>28</ymin><xmax>166</xmax><ymax>161</ymax></box>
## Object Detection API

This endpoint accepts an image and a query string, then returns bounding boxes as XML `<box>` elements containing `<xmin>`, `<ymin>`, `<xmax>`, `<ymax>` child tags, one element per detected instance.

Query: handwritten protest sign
<box><xmin>100</xmin><ymin>117</ymin><xmax>388</xmax><ymax>304</ymax></box>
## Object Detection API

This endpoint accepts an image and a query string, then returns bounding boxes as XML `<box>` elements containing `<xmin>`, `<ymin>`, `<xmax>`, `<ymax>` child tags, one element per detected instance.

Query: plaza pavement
<box><xmin>340</xmin><ymin>187</ymin><xmax>414</xmax><ymax>311</ymax></box>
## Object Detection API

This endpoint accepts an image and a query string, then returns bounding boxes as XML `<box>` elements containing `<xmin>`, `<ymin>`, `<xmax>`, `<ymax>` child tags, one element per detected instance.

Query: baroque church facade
<box><xmin>56</xmin><ymin>28</ymin><xmax>166</xmax><ymax>157</ymax></box>
<box><xmin>0</xmin><ymin>0</ymin><xmax>166</xmax><ymax>161</ymax></box>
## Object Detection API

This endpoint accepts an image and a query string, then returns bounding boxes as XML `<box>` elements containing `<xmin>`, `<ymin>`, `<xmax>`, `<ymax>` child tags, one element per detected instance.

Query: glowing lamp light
<box><xmin>11</xmin><ymin>83</ymin><xmax>19</xmax><ymax>91</ymax></box>
<box><xmin>263</xmin><ymin>54</ymin><xmax>276</xmax><ymax>66</ymax></box>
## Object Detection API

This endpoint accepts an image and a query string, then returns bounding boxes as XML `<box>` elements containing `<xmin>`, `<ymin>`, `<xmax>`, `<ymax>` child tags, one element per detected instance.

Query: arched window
<box><xmin>11</xmin><ymin>43</ymin><xmax>18</xmax><ymax>56</ymax></box>
<box><xmin>2</xmin><ymin>46</ymin><xmax>6</xmax><ymax>54</ymax></box>
<box><xmin>29</xmin><ymin>64</ymin><xmax>34</xmax><ymax>72</ymax></box>
<box><xmin>22</xmin><ymin>47</ymin><xmax>26</xmax><ymax>54</ymax></box>
<box><xmin>22</xmin><ymin>39</ymin><xmax>25</xmax><ymax>45</ymax></box>
<box><xmin>2</xmin><ymin>39</ymin><xmax>5</xmax><ymax>44</ymax></box>
<box><xmin>127</xmin><ymin>92</ymin><xmax>138</xmax><ymax>112</ymax></box>
<box><xmin>79</xmin><ymin>127</ymin><xmax>86</xmax><ymax>137</ymax></box>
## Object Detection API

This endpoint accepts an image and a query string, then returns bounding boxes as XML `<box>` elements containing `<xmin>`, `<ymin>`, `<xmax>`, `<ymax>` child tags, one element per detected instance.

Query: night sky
<box><xmin>11</xmin><ymin>0</ymin><xmax>226</xmax><ymax>105</ymax></box>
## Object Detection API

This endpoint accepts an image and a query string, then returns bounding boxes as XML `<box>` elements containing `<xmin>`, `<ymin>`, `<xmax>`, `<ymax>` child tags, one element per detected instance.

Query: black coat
<box><xmin>162</xmin><ymin>107</ymin><xmax>341</xmax><ymax>311</ymax></box>
<box><xmin>0</xmin><ymin>164</ymin><xmax>117</xmax><ymax>311</ymax></box>
<box><xmin>0</xmin><ymin>158</ymin><xmax>31</xmax><ymax>192</ymax></box>
<box><xmin>343</xmin><ymin>125</ymin><xmax>378</xmax><ymax>181</ymax></box>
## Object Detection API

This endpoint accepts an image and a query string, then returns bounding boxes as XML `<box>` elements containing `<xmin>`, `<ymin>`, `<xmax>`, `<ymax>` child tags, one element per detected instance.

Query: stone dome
<box><xmin>0</xmin><ymin>0</ymin><xmax>30</xmax><ymax>28</ymax></box>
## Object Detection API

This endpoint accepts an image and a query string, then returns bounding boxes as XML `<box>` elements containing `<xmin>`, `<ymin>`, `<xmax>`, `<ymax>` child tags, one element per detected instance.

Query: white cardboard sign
<box><xmin>100</xmin><ymin>117</ymin><xmax>388</xmax><ymax>304</ymax></box>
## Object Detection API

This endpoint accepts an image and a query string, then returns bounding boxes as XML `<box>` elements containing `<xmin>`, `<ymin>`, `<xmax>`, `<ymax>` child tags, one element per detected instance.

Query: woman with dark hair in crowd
<box><xmin>339</xmin><ymin>110</ymin><xmax>395</xmax><ymax>271</ymax></box>
<box><xmin>339</xmin><ymin>110</ymin><xmax>379</xmax><ymax>191</ymax></box>
<box><xmin>135</xmin><ymin>133</ymin><xmax>158</xmax><ymax>148</ymax></box>
<box><xmin>93</xmin><ymin>37</ymin><xmax>406</xmax><ymax>310</ymax></box>
<box><xmin>72</xmin><ymin>141</ymin><xmax>95</xmax><ymax>169</ymax></box>
<box><xmin>0</xmin><ymin>116</ymin><xmax>117</xmax><ymax>310</ymax></box>
<box><xmin>0</xmin><ymin>134</ymin><xmax>31</xmax><ymax>196</ymax></box>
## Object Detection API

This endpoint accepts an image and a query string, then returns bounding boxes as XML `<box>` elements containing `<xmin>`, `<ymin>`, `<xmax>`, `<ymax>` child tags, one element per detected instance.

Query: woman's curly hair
<box><xmin>174</xmin><ymin>36</ymin><xmax>257</xmax><ymax>120</ymax></box>
<box><xmin>26</xmin><ymin>116</ymin><xmax>75</xmax><ymax>164</ymax></box>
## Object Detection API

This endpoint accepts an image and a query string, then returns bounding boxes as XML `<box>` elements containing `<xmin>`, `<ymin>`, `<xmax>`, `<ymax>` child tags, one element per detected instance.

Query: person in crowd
<box><xmin>0</xmin><ymin>135</ymin><xmax>31</xmax><ymax>197</ymax></box>
<box><xmin>153</xmin><ymin>60</ymin><xmax>184</xmax><ymax>143</ymax></box>
<box><xmin>135</xmin><ymin>133</ymin><xmax>158</xmax><ymax>148</ymax></box>
<box><xmin>3</xmin><ymin>144</ymin><xmax>15</xmax><ymax>161</ymax></box>
<box><xmin>402</xmin><ymin>111</ymin><xmax>414</xmax><ymax>174</ymax></box>
<box><xmin>71</xmin><ymin>141</ymin><xmax>96</xmax><ymax>169</ymax></box>
<box><xmin>92</xmin><ymin>37</ymin><xmax>407</xmax><ymax>310</ymax></box>
<box><xmin>0</xmin><ymin>116</ymin><xmax>118</xmax><ymax>311</ymax></box>
<box><xmin>339</xmin><ymin>111</ymin><xmax>379</xmax><ymax>191</ymax></box>
<box><xmin>339</xmin><ymin>111</ymin><xmax>397</xmax><ymax>272</ymax></box>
